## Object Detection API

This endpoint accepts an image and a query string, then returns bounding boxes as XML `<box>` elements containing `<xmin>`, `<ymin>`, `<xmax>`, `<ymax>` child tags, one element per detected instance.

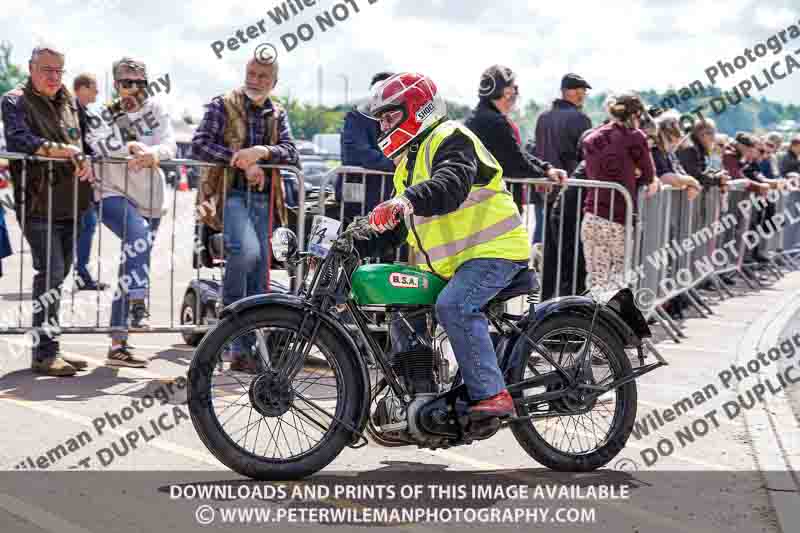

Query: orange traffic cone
<box><xmin>178</xmin><ymin>166</ymin><xmax>189</xmax><ymax>192</ymax></box>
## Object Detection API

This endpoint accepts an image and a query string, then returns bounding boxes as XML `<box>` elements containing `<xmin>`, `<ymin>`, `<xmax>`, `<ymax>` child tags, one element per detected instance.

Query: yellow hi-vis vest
<box><xmin>394</xmin><ymin>120</ymin><xmax>531</xmax><ymax>279</ymax></box>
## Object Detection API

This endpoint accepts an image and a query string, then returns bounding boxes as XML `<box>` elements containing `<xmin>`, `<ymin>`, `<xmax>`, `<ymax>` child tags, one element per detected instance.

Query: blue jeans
<box><xmin>75</xmin><ymin>204</ymin><xmax>97</xmax><ymax>280</ymax></box>
<box><xmin>391</xmin><ymin>258</ymin><xmax>526</xmax><ymax>401</ymax></box>
<box><xmin>223</xmin><ymin>190</ymin><xmax>271</xmax><ymax>357</ymax></box>
<box><xmin>99</xmin><ymin>196</ymin><xmax>160</xmax><ymax>340</ymax></box>
<box><xmin>532</xmin><ymin>203</ymin><xmax>545</xmax><ymax>244</ymax></box>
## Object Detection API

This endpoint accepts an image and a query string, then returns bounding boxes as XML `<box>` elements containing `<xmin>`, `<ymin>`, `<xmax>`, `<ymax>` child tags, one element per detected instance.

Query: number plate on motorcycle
<box><xmin>308</xmin><ymin>215</ymin><xmax>341</xmax><ymax>258</ymax></box>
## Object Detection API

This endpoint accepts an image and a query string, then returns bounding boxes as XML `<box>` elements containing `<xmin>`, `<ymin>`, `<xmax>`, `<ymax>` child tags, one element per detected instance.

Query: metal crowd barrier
<box><xmin>0</xmin><ymin>152</ymin><xmax>305</xmax><ymax>342</ymax></box>
<box><xmin>506</xmin><ymin>177</ymin><xmax>635</xmax><ymax>301</ymax></box>
<box><xmin>632</xmin><ymin>178</ymin><xmax>799</xmax><ymax>343</ymax></box>
<box><xmin>316</xmin><ymin>166</ymin><xmax>405</xmax><ymax>263</ymax></box>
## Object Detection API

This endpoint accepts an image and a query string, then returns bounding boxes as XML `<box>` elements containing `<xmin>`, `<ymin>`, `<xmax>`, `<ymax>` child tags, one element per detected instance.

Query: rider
<box><xmin>360</xmin><ymin>72</ymin><xmax>563</xmax><ymax>420</ymax></box>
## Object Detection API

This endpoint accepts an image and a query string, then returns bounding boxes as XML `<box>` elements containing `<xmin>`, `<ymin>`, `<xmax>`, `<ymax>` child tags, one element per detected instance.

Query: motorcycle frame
<box><xmin>285</xmin><ymin>242</ymin><xmax>666</xmax><ymax>417</ymax></box>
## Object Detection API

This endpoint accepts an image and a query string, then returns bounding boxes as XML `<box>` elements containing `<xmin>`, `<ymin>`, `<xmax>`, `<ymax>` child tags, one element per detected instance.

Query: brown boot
<box><xmin>31</xmin><ymin>357</ymin><xmax>77</xmax><ymax>377</ymax></box>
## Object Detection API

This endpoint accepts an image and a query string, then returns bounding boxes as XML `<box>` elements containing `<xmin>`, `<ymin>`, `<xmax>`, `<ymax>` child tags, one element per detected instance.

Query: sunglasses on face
<box><xmin>118</xmin><ymin>79</ymin><xmax>148</xmax><ymax>89</ymax></box>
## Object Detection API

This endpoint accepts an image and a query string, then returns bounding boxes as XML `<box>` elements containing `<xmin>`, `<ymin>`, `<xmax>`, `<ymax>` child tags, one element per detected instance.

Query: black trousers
<box><xmin>540</xmin><ymin>193</ymin><xmax>587</xmax><ymax>300</ymax></box>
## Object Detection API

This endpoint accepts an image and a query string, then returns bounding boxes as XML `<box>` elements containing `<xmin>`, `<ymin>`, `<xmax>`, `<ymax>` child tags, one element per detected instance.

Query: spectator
<box><xmin>649</xmin><ymin>112</ymin><xmax>702</xmax><ymax>318</ymax></box>
<box><xmin>192</xmin><ymin>57</ymin><xmax>298</xmax><ymax>374</ymax></box>
<box><xmin>336</xmin><ymin>71</ymin><xmax>396</xmax><ymax>260</ymax></box>
<box><xmin>581</xmin><ymin>92</ymin><xmax>657</xmax><ymax>296</ymax></box>
<box><xmin>464</xmin><ymin>65</ymin><xmax>565</xmax><ymax>216</ymax></box>
<box><xmin>651</xmin><ymin>112</ymin><xmax>702</xmax><ymax>198</ymax></box>
<box><xmin>0</xmin><ymin>160</ymin><xmax>10</xmax><ymax>278</ymax></box>
<box><xmin>85</xmin><ymin>57</ymin><xmax>176</xmax><ymax>367</ymax></box>
<box><xmin>710</xmin><ymin>133</ymin><xmax>730</xmax><ymax>169</ymax></box>
<box><xmin>677</xmin><ymin>118</ymin><xmax>719</xmax><ymax>183</ymax></box>
<box><xmin>722</xmin><ymin>132</ymin><xmax>770</xmax><ymax>193</ymax></box>
<box><xmin>781</xmin><ymin>135</ymin><xmax>800</xmax><ymax>250</ymax></box>
<box><xmin>0</xmin><ymin>44</ymin><xmax>93</xmax><ymax>376</ymax></box>
<box><xmin>534</xmin><ymin>73</ymin><xmax>594</xmax><ymax>299</ymax></box>
<box><xmin>72</xmin><ymin>72</ymin><xmax>107</xmax><ymax>291</ymax></box>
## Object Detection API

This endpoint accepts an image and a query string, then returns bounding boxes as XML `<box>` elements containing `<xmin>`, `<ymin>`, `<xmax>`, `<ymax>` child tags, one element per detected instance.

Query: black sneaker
<box><xmin>106</xmin><ymin>343</ymin><xmax>148</xmax><ymax>368</ymax></box>
<box><xmin>130</xmin><ymin>301</ymin><xmax>150</xmax><ymax>329</ymax></box>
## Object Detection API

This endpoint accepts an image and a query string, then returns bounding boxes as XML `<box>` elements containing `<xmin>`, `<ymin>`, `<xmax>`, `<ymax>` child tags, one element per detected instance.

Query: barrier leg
<box><xmin>709</xmin><ymin>273</ymin><xmax>732</xmax><ymax>300</ymax></box>
<box><xmin>735</xmin><ymin>266</ymin><xmax>760</xmax><ymax>290</ymax></box>
<box><xmin>687</xmin><ymin>287</ymin><xmax>713</xmax><ymax>315</ymax></box>
<box><xmin>680</xmin><ymin>290</ymin><xmax>706</xmax><ymax>318</ymax></box>
<box><xmin>652</xmin><ymin>307</ymin><xmax>682</xmax><ymax>343</ymax></box>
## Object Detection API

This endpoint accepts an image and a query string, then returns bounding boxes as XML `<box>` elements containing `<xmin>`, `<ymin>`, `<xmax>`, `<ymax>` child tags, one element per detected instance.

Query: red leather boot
<box><xmin>469</xmin><ymin>389</ymin><xmax>514</xmax><ymax>420</ymax></box>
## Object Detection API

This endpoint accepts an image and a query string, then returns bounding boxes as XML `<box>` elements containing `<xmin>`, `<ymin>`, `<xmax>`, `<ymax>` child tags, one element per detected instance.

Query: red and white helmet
<box><xmin>363</xmin><ymin>72</ymin><xmax>447</xmax><ymax>158</ymax></box>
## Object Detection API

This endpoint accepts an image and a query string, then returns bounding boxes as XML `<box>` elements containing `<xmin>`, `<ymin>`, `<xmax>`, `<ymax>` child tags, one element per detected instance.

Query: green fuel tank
<box><xmin>349</xmin><ymin>264</ymin><xmax>447</xmax><ymax>306</ymax></box>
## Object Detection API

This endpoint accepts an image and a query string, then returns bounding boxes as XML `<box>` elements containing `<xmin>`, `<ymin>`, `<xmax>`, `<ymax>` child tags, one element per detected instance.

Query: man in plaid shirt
<box><xmin>192</xmin><ymin>57</ymin><xmax>298</xmax><ymax>373</ymax></box>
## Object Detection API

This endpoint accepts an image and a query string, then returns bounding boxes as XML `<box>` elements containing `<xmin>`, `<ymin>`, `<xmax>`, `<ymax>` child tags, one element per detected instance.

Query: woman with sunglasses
<box><xmin>85</xmin><ymin>57</ymin><xmax>176</xmax><ymax>367</ymax></box>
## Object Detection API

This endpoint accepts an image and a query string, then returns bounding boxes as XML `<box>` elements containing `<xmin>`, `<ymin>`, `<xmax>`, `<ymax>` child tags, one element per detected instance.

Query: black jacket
<box><xmin>781</xmin><ymin>150</ymin><xmax>800</xmax><ymax>176</ymax></box>
<box><xmin>465</xmin><ymin>100</ymin><xmax>552</xmax><ymax>209</ymax></box>
<box><xmin>534</xmin><ymin>99</ymin><xmax>592</xmax><ymax>176</ymax></box>
<box><xmin>676</xmin><ymin>137</ymin><xmax>709</xmax><ymax>184</ymax></box>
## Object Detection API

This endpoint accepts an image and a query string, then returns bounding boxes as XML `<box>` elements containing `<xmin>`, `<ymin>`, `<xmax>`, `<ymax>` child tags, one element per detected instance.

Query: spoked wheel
<box><xmin>508</xmin><ymin>315</ymin><xmax>637</xmax><ymax>471</ymax></box>
<box><xmin>188</xmin><ymin>306</ymin><xmax>365</xmax><ymax>480</ymax></box>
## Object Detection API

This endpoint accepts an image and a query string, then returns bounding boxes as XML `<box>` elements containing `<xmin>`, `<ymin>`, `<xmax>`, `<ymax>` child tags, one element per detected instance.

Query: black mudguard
<box><xmin>499</xmin><ymin>288</ymin><xmax>650</xmax><ymax>377</ymax></box>
<box><xmin>220</xmin><ymin>293</ymin><xmax>372</xmax><ymax>444</ymax></box>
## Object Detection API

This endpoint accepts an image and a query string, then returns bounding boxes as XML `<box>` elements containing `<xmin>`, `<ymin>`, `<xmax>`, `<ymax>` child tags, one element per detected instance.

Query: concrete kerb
<box><xmin>733</xmin><ymin>282</ymin><xmax>800</xmax><ymax>533</ymax></box>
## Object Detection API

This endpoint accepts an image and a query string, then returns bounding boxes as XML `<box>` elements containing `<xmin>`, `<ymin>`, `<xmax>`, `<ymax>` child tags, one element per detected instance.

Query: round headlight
<box><xmin>272</xmin><ymin>227</ymin><xmax>297</xmax><ymax>262</ymax></box>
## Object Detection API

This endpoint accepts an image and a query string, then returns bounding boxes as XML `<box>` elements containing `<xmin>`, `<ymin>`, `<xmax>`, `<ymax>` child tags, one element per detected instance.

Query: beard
<box><xmin>243</xmin><ymin>86</ymin><xmax>269</xmax><ymax>102</ymax></box>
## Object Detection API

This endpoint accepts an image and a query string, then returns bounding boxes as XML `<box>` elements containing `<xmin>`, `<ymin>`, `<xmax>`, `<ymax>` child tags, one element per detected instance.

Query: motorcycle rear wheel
<box><xmin>508</xmin><ymin>315</ymin><xmax>637</xmax><ymax>471</ymax></box>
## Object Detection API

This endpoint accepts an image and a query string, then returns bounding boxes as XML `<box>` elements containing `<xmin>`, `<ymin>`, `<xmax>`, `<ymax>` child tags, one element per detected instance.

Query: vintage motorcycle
<box><xmin>187</xmin><ymin>216</ymin><xmax>667</xmax><ymax>480</ymax></box>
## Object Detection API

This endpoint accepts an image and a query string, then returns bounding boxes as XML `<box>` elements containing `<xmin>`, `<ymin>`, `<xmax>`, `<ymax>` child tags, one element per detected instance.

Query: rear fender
<box><xmin>220</xmin><ymin>294</ymin><xmax>372</xmax><ymax>444</ymax></box>
<box><xmin>500</xmin><ymin>292</ymin><xmax>646</xmax><ymax>375</ymax></box>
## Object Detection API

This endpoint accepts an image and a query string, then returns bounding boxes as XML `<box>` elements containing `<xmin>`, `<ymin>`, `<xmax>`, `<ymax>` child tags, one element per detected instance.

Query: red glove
<box><xmin>369</xmin><ymin>196</ymin><xmax>414</xmax><ymax>233</ymax></box>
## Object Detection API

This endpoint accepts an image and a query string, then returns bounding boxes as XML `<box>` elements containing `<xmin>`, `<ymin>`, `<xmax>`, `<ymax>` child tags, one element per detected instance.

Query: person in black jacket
<box><xmin>534</xmin><ymin>74</ymin><xmax>593</xmax><ymax>299</ymax></box>
<box><xmin>464</xmin><ymin>65</ymin><xmax>566</xmax><ymax>215</ymax></box>
<box><xmin>781</xmin><ymin>135</ymin><xmax>800</xmax><ymax>250</ymax></box>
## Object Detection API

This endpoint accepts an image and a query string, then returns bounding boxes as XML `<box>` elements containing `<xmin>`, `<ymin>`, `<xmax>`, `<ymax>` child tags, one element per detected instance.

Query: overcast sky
<box><xmin>3</xmin><ymin>0</ymin><xmax>799</xmax><ymax>125</ymax></box>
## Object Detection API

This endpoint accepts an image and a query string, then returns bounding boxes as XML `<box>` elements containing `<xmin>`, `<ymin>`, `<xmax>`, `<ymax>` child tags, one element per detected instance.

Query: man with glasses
<box><xmin>1</xmin><ymin>44</ymin><xmax>93</xmax><ymax>376</ymax></box>
<box><xmin>192</xmin><ymin>57</ymin><xmax>298</xmax><ymax>373</ymax></box>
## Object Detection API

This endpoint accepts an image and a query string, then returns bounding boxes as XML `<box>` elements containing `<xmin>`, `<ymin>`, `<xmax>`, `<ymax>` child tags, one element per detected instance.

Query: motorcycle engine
<box><xmin>391</xmin><ymin>347</ymin><xmax>437</xmax><ymax>395</ymax></box>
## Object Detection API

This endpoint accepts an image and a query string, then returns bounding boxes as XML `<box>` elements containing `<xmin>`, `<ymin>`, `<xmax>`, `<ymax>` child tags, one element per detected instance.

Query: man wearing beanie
<box><xmin>465</xmin><ymin>65</ymin><xmax>566</xmax><ymax>215</ymax></box>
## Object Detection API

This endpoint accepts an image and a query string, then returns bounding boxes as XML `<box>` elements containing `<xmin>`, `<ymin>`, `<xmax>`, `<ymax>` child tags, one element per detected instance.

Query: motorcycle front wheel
<box><xmin>188</xmin><ymin>305</ymin><xmax>364</xmax><ymax>480</ymax></box>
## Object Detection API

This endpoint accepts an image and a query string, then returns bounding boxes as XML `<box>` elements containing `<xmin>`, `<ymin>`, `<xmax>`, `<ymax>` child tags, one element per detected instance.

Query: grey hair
<box><xmin>766</xmin><ymin>131</ymin><xmax>784</xmax><ymax>146</ymax></box>
<box><xmin>30</xmin><ymin>44</ymin><xmax>65</xmax><ymax>64</ymax></box>
<box><xmin>112</xmin><ymin>57</ymin><xmax>147</xmax><ymax>80</ymax></box>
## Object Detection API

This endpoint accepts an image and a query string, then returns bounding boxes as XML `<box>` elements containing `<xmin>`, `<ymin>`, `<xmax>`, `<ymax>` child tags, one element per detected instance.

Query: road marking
<box><xmin>0</xmin><ymin>395</ymin><xmax>218</xmax><ymax>468</ymax></box>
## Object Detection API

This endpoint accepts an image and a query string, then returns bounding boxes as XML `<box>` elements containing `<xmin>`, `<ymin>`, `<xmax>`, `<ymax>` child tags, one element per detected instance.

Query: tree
<box><xmin>276</xmin><ymin>96</ymin><xmax>345</xmax><ymax>139</ymax></box>
<box><xmin>0</xmin><ymin>41</ymin><xmax>25</xmax><ymax>95</ymax></box>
